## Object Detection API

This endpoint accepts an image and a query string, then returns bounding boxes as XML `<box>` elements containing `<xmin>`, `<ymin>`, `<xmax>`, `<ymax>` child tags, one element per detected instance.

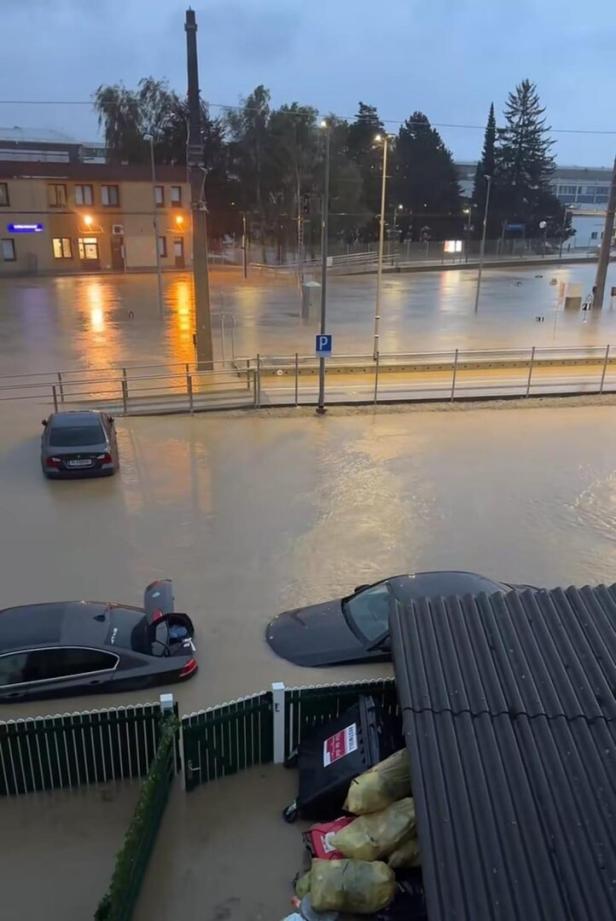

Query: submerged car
<box><xmin>41</xmin><ymin>410</ymin><xmax>119</xmax><ymax>478</ymax></box>
<box><xmin>266</xmin><ymin>571</ymin><xmax>531</xmax><ymax>667</ymax></box>
<box><xmin>0</xmin><ymin>579</ymin><xmax>197</xmax><ymax>703</ymax></box>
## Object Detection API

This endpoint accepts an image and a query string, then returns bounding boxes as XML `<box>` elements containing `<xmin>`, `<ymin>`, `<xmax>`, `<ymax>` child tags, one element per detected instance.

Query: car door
<box><xmin>1</xmin><ymin>647</ymin><xmax>119</xmax><ymax>701</ymax></box>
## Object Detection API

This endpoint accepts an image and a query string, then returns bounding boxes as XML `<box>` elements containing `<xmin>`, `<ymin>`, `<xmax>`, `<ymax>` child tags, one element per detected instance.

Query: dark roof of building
<box><xmin>0</xmin><ymin>160</ymin><xmax>188</xmax><ymax>182</ymax></box>
<box><xmin>390</xmin><ymin>585</ymin><xmax>616</xmax><ymax>921</ymax></box>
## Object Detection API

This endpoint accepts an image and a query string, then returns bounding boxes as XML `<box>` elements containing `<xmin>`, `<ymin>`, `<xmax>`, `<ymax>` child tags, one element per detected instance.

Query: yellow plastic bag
<box><xmin>344</xmin><ymin>749</ymin><xmax>412</xmax><ymax>815</ymax></box>
<box><xmin>388</xmin><ymin>833</ymin><xmax>421</xmax><ymax>869</ymax></box>
<box><xmin>310</xmin><ymin>858</ymin><xmax>395</xmax><ymax>915</ymax></box>
<box><xmin>330</xmin><ymin>797</ymin><xmax>415</xmax><ymax>861</ymax></box>
<box><xmin>295</xmin><ymin>871</ymin><xmax>311</xmax><ymax>899</ymax></box>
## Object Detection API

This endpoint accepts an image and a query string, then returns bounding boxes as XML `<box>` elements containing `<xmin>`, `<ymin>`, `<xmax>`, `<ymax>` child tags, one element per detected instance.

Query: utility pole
<box><xmin>185</xmin><ymin>8</ymin><xmax>213</xmax><ymax>368</ymax></box>
<box><xmin>241</xmin><ymin>212</ymin><xmax>248</xmax><ymax>279</ymax></box>
<box><xmin>373</xmin><ymin>133</ymin><xmax>389</xmax><ymax>360</ymax></box>
<box><xmin>145</xmin><ymin>135</ymin><xmax>164</xmax><ymax>319</ymax></box>
<box><xmin>593</xmin><ymin>153</ymin><xmax>616</xmax><ymax>309</ymax></box>
<box><xmin>316</xmin><ymin>121</ymin><xmax>331</xmax><ymax>415</ymax></box>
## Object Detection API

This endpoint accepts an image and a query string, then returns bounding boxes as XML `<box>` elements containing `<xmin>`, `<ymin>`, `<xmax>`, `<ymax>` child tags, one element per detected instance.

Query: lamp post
<box><xmin>539</xmin><ymin>219</ymin><xmax>547</xmax><ymax>257</ymax></box>
<box><xmin>316</xmin><ymin>120</ymin><xmax>331</xmax><ymax>415</ymax></box>
<box><xmin>474</xmin><ymin>174</ymin><xmax>492</xmax><ymax>313</ymax></box>
<box><xmin>463</xmin><ymin>207</ymin><xmax>472</xmax><ymax>263</ymax></box>
<box><xmin>145</xmin><ymin>134</ymin><xmax>164</xmax><ymax>319</ymax></box>
<box><xmin>373</xmin><ymin>133</ymin><xmax>390</xmax><ymax>360</ymax></box>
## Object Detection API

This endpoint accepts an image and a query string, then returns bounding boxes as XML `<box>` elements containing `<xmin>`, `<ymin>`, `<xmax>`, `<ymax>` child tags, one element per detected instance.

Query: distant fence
<box><xmin>0</xmin><ymin>702</ymin><xmax>172</xmax><ymax>796</ymax></box>
<box><xmin>95</xmin><ymin>713</ymin><xmax>177</xmax><ymax>921</ymax></box>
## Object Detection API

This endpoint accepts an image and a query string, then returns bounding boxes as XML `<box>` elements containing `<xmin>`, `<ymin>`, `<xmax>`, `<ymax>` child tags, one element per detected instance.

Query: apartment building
<box><xmin>0</xmin><ymin>161</ymin><xmax>192</xmax><ymax>276</ymax></box>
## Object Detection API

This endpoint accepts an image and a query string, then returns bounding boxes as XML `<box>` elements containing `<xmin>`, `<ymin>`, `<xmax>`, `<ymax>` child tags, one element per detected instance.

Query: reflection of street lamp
<box><xmin>144</xmin><ymin>133</ymin><xmax>164</xmax><ymax>320</ymax></box>
<box><xmin>474</xmin><ymin>174</ymin><xmax>493</xmax><ymax>313</ymax></box>
<box><xmin>373</xmin><ymin>133</ymin><xmax>390</xmax><ymax>360</ymax></box>
<box><xmin>316</xmin><ymin>119</ymin><xmax>330</xmax><ymax>415</ymax></box>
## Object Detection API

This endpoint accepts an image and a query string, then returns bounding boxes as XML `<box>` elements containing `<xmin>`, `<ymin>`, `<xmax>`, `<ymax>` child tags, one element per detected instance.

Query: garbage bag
<box><xmin>387</xmin><ymin>833</ymin><xmax>421</xmax><ymax>869</ymax></box>
<box><xmin>295</xmin><ymin>872</ymin><xmax>312</xmax><ymax>899</ymax></box>
<box><xmin>330</xmin><ymin>798</ymin><xmax>415</xmax><ymax>861</ymax></box>
<box><xmin>310</xmin><ymin>858</ymin><xmax>395</xmax><ymax>914</ymax></box>
<box><xmin>344</xmin><ymin>749</ymin><xmax>411</xmax><ymax>815</ymax></box>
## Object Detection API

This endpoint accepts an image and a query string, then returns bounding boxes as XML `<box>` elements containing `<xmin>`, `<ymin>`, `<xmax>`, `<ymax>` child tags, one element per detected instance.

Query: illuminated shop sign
<box><xmin>7</xmin><ymin>223</ymin><xmax>44</xmax><ymax>233</ymax></box>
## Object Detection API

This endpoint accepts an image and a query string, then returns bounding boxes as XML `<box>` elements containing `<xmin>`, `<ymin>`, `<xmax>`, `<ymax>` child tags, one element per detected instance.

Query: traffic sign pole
<box><xmin>317</xmin><ymin>123</ymin><xmax>331</xmax><ymax>414</ymax></box>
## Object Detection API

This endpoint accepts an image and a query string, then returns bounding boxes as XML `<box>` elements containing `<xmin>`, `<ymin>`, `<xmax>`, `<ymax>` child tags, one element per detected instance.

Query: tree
<box><xmin>471</xmin><ymin>103</ymin><xmax>497</xmax><ymax>237</ymax></box>
<box><xmin>493</xmin><ymin>79</ymin><xmax>565</xmax><ymax>236</ymax></box>
<box><xmin>392</xmin><ymin>112</ymin><xmax>462</xmax><ymax>239</ymax></box>
<box><xmin>346</xmin><ymin>103</ymin><xmax>385</xmax><ymax>229</ymax></box>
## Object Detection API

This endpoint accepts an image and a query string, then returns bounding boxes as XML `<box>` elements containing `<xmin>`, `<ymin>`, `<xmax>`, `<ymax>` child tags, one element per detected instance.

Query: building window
<box><xmin>591</xmin><ymin>232</ymin><xmax>598</xmax><ymax>240</ymax></box>
<box><xmin>48</xmin><ymin>184</ymin><xmax>67</xmax><ymax>207</ymax></box>
<box><xmin>1</xmin><ymin>239</ymin><xmax>16</xmax><ymax>261</ymax></box>
<box><xmin>52</xmin><ymin>237</ymin><xmax>72</xmax><ymax>259</ymax></box>
<box><xmin>101</xmin><ymin>185</ymin><xmax>119</xmax><ymax>206</ymax></box>
<box><xmin>170</xmin><ymin>185</ymin><xmax>182</xmax><ymax>206</ymax></box>
<box><xmin>77</xmin><ymin>237</ymin><xmax>99</xmax><ymax>261</ymax></box>
<box><xmin>74</xmin><ymin>184</ymin><xmax>94</xmax><ymax>206</ymax></box>
<box><xmin>158</xmin><ymin>236</ymin><xmax>167</xmax><ymax>257</ymax></box>
<box><xmin>559</xmin><ymin>185</ymin><xmax>577</xmax><ymax>196</ymax></box>
<box><xmin>0</xmin><ymin>182</ymin><xmax>9</xmax><ymax>206</ymax></box>
<box><xmin>173</xmin><ymin>237</ymin><xmax>184</xmax><ymax>258</ymax></box>
<box><xmin>154</xmin><ymin>185</ymin><xmax>164</xmax><ymax>207</ymax></box>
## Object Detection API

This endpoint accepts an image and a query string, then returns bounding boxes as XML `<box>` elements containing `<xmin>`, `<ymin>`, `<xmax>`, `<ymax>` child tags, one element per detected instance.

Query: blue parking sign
<box><xmin>315</xmin><ymin>333</ymin><xmax>332</xmax><ymax>357</ymax></box>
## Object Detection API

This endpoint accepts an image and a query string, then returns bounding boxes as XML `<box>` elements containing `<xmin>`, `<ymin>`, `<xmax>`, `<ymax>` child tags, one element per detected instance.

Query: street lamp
<box><xmin>539</xmin><ymin>219</ymin><xmax>548</xmax><ymax>257</ymax></box>
<box><xmin>463</xmin><ymin>207</ymin><xmax>472</xmax><ymax>263</ymax></box>
<box><xmin>144</xmin><ymin>134</ymin><xmax>164</xmax><ymax>320</ymax></box>
<box><xmin>373</xmin><ymin>133</ymin><xmax>390</xmax><ymax>360</ymax></box>
<box><xmin>83</xmin><ymin>214</ymin><xmax>93</xmax><ymax>228</ymax></box>
<box><xmin>316</xmin><ymin>119</ymin><xmax>331</xmax><ymax>415</ymax></box>
<box><xmin>474</xmin><ymin>174</ymin><xmax>493</xmax><ymax>313</ymax></box>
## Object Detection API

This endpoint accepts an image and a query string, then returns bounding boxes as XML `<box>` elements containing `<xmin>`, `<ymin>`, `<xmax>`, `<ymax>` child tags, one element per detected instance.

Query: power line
<box><xmin>1</xmin><ymin>98</ymin><xmax>616</xmax><ymax>136</ymax></box>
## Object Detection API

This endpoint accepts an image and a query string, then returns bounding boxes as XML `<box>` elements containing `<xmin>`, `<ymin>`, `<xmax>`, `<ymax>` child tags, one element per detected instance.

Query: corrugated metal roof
<box><xmin>390</xmin><ymin>586</ymin><xmax>616</xmax><ymax>921</ymax></box>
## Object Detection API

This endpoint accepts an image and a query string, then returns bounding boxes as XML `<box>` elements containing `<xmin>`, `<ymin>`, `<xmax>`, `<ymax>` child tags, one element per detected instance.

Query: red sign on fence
<box><xmin>323</xmin><ymin>723</ymin><xmax>358</xmax><ymax>766</ymax></box>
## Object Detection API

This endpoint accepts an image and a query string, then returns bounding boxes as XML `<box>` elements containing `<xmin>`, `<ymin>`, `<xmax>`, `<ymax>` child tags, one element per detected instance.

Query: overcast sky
<box><xmin>1</xmin><ymin>0</ymin><xmax>615</xmax><ymax>166</ymax></box>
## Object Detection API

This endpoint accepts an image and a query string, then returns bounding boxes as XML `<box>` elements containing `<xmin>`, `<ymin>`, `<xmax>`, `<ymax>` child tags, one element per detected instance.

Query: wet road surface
<box><xmin>1</xmin><ymin>262</ymin><xmax>616</xmax><ymax>378</ymax></box>
<box><xmin>2</xmin><ymin>400</ymin><xmax>616</xmax><ymax>720</ymax></box>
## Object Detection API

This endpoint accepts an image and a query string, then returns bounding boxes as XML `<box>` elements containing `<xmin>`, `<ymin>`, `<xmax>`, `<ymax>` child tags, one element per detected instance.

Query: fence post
<box><xmin>272</xmin><ymin>682</ymin><xmax>286</xmax><ymax>764</ymax></box>
<box><xmin>52</xmin><ymin>384</ymin><xmax>58</xmax><ymax>413</ymax></box>
<box><xmin>220</xmin><ymin>315</ymin><xmax>226</xmax><ymax>367</ymax></box>
<box><xmin>121</xmin><ymin>379</ymin><xmax>128</xmax><ymax>415</ymax></box>
<box><xmin>295</xmin><ymin>353</ymin><xmax>299</xmax><ymax>406</ymax></box>
<box><xmin>374</xmin><ymin>350</ymin><xmax>380</xmax><ymax>403</ymax></box>
<box><xmin>57</xmin><ymin>372</ymin><xmax>64</xmax><ymax>404</ymax></box>
<box><xmin>187</xmin><ymin>374</ymin><xmax>194</xmax><ymax>413</ymax></box>
<box><xmin>600</xmin><ymin>343</ymin><xmax>610</xmax><ymax>393</ymax></box>
<box><xmin>256</xmin><ymin>353</ymin><xmax>261</xmax><ymax>408</ymax></box>
<box><xmin>526</xmin><ymin>346</ymin><xmax>535</xmax><ymax>397</ymax></box>
<box><xmin>450</xmin><ymin>349</ymin><xmax>459</xmax><ymax>401</ymax></box>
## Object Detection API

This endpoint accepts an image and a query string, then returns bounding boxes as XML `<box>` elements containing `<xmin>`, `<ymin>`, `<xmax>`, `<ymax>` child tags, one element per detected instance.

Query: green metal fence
<box><xmin>0</xmin><ymin>703</ymin><xmax>166</xmax><ymax>796</ymax></box>
<box><xmin>182</xmin><ymin>691</ymin><xmax>274</xmax><ymax>791</ymax></box>
<box><xmin>283</xmin><ymin>678</ymin><xmax>398</xmax><ymax>760</ymax></box>
<box><xmin>95</xmin><ymin>714</ymin><xmax>177</xmax><ymax>921</ymax></box>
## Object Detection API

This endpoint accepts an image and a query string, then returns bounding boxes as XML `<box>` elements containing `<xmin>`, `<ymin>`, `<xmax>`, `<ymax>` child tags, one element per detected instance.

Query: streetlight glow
<box><xmin>319</xmin><ymin>119</ymin><xmax>328</xmax><ymax>129</ymax></box>
<box><xmin>83</xmin><ymin>214</ymin><xmax>93</xmax><ymax>227</ymax></box>
<box><xmin>374</xmin><ymin>133</ymin><xmax>383</xmax><ymax>142</ymax></box>
<box><xmin>175</xmin><ymin>215</ymin><xmax>184</xmax><ymax>226</ymax></box>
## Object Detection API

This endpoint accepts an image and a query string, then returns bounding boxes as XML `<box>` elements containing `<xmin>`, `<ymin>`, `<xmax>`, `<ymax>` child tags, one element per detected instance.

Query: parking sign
<box><xmin>315</xmin><ymin>334</ymin><xmax>332</xmax><ymax>357</ymax></box>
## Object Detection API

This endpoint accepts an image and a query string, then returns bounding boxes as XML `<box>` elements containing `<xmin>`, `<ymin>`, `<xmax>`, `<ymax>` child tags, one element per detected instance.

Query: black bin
<box><xmin>285</xmin><ymin>695</ymin><xmax>401</xmax><ymax>822</ymax></box>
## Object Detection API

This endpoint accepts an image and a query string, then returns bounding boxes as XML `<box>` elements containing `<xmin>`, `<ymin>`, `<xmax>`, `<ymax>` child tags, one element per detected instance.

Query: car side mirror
<box><xmin>354</xmin><ymin>583</ymin><xmax>370</xmax><ymax>593</ymax></box>
<box><xmin>41</xmin><ymin>419</ymin><xmax>48</xmax><ymax>426</ymax></box>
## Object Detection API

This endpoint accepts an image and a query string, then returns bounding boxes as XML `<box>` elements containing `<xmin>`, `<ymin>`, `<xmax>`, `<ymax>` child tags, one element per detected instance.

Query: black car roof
<box><xmin>48</xmin><ymin>411</ymin><xmax>104</xmax><ymax>427</ymax></box>
<box><xmin>390</xmin><ymin>584</ymin><xmax>616</xmax><ymax>921</ymax></box>
<box><xmin>0</xmin><ymin>602</ymin><xmax>110</xmax><ymax>652</ymax></box>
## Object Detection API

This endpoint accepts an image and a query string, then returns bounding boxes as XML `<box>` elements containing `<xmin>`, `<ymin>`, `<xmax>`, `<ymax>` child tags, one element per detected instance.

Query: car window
<box><xmin>22</xmin><ymin>648</ymin><xmax>117</xmax><ymax>682</ymax></box>
<box><xmin>344</xmin><ymin>584</ymin><xmax>392</xmax><ymax>643</ymax></box>
<box><xmin>108</xmin><ymin>608</ymin><xmax>150</xmax><ymax>654</ymax></box>
<box><xmin>0</xmin><ymin>652</ymin><xmax>28</xmax><ymax>686</ymax></box>
<box><xmin>49</xmin><ymin>424</ymin><xmax>105</xmax><ymax>447</ymax></box>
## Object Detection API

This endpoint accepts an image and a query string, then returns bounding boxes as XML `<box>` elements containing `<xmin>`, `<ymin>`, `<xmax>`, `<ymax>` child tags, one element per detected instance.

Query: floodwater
<box><xmin>2</xmin><ymin>400</ymin><xmax>616</xmax><ymax>720</ymax></box>
<box><xmin>1</xmin><ymin>262</ymin><xmax>616</xmax><ymax>377</ymax></box>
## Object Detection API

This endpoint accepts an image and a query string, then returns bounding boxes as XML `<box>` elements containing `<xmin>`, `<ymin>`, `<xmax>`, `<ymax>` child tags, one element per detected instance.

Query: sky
<box><xmin>1</xmin><ymin>0</ymin><xmax>615</xmax><ymax>166</ymax></box>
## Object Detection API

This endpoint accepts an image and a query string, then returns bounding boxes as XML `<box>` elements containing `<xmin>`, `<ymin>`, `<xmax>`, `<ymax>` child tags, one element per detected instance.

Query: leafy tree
<box><xmin>493</xmin><ymin>79</ymin><xmax>565</xmax><ymax>236</ymax></box>
<box><xmin>392</xmin><ymin>112</ymin><xmax>462</xmax><ymax>239</ymax></box>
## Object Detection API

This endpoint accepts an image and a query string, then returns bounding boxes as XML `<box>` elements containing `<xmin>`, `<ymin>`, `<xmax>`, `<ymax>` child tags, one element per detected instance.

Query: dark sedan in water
<box><xmin>0</xmin><ymin>580</ymin><xmax>197</xmax><ymax>703</ymax></box>
<box><xmin>266</xmin><ymin>571</ymin><xmax>532</xmax><ymax>667</ymax></box>
<box><xmin>41</xmin><ymin>410</ymin><xmax>119</xmax><ymax>478</ymax></box>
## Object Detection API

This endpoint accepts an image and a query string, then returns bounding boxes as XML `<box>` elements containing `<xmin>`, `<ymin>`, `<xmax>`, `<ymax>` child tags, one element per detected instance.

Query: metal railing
<box><xmin>1</xmin><ymin>344</ymin><xmax>616</xmax><ymax>415</ymax></box>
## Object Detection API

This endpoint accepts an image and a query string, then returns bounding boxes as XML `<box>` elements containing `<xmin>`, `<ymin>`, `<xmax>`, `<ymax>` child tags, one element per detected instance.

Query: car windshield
<box><xmin>49</xmin><ymin>423</ymin><xmax>104</xmax><ymax>446</ymax></box>
<box><xmin>343</xmin><ymin>583</ymin><xmax>391</xmax><ymax>643</ymax></box>
<box><xmin>108</xmin><ymin>608</ymin><xmax>151</xmax><ymax>655</ymax></box>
